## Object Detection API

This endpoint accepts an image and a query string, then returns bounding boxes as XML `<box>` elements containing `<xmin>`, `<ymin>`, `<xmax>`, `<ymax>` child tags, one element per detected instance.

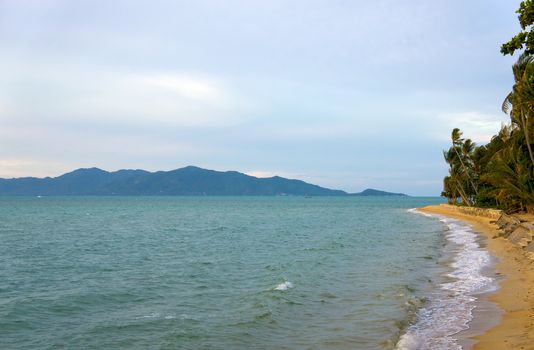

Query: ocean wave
<box><xmin>407</xmin><ymin>208</ymin><xmax>433</xmax><ymax>217</ymax></box>
<box><xmin>273</xmin><ymin>281</ymin><xmax>293</xmax><ymax>291</ymax></box>
<box><xmin>395</xmin><ymin>217</ymin><xmax>497</xmax><ymax>350</ymax></box>
<box><xmin>135</xmin><ymin>313</ymin><xmax>177</xmax><ymax>320</ymax></box>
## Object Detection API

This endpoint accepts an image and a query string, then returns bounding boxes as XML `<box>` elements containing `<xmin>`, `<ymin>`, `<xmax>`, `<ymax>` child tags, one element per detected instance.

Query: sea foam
<box><xmin>396</xmin><ymin>214</ymin><xmax>497</xmax><ymax>350</ymax></box>
<box><xmin>407</xmin><ymin>208</ymin><xmax>433</xmax><ymax>217</ymax></box>
<box><xmin>274</xmin><ymin>281</ymin><xmax>293</xmax><ymax>291</ymax></box>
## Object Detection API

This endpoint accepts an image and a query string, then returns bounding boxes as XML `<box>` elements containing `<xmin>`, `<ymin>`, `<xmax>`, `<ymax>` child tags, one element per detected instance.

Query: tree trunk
<box><xmin>452</xmin><ymin>145</ymin><xmax>479</xmax><ymax>196</ymax></box>
<box><xmin>521</xmin><ymin>111</ymin><xmax>534</xmax><ymax>170</ymax></box>
<box><xmin>455</xmin><ymin>179</ymin><xmax>472</xmax><ymax>206</ymax></box>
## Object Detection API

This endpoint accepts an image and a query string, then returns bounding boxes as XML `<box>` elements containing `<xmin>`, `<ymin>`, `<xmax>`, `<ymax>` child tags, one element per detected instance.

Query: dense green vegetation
<box><xmin>501</xmin><ymin>0</ymin><xmax>534</xmax><ymax>55</ymax></box>
<box><xmin>442</xmin><ymin>1</ymin><xmax>534</xmax><ymax>212</ymax></box>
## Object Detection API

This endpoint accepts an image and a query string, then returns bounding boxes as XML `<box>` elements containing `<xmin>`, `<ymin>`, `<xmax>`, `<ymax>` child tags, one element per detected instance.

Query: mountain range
<box><xmin>0</xmin><ymin>166</ymin><xmax>407</xmax><ymax>196</ymax></box>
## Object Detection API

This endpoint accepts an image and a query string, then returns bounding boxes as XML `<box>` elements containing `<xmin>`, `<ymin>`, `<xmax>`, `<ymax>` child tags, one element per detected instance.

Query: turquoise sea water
<box><xmin>0</xmin><ymin>196</ymin><xmax>496</xmax><ymax>349</ymax></box>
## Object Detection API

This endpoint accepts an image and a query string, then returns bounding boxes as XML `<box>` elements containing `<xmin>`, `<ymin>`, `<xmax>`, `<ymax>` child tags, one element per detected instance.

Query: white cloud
<box><xmin>0</xmin><ymin>59</ymin><xmax>244</xmax><ymax>127</ymax></box>
<box><xmin>435</xmin><ymin>111</ymin><xmax>509</xmax><ymax>144</ymax></box>
<box><xmin>141</xmin><ymin>74</ymin><xmax>223</xmax><ymax>102</ymax></box>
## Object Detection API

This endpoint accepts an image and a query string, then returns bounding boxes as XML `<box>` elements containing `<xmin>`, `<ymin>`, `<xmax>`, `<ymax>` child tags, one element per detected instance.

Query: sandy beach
<box><xmin>420</xmin><ymin>204</ymin><xmax>534</xmax><ymax>350</ymax></box>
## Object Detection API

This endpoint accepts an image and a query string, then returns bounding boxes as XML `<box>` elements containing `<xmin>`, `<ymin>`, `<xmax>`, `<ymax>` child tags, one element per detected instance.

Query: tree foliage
<box><xmin>501</xmin><ymin>0</ymin><xmax>534</xmax><ymax>55</ymax></box>
<box><xmin>442</xmin><ymin>1</ymin><xmax>534</xmax><ymax>213</ymax></box>
<box><xmin>443</xmin><ymin>124</ymin><xmax>534</xmax><ymax>212</ymax></box>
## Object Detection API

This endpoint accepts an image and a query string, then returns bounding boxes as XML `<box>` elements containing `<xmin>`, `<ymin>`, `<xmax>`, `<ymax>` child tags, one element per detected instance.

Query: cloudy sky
<box><xmin>0</xmin><ymin>0</ymin><xmax>521</xmax><ymax>195</ymax></box>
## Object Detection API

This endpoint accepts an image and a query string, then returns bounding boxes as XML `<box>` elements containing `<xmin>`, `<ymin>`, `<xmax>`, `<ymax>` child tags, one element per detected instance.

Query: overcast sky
<box><xmin>0</xmin><ymin>0</ymin><xmax>522</xmax><ymax>195</ymax></box>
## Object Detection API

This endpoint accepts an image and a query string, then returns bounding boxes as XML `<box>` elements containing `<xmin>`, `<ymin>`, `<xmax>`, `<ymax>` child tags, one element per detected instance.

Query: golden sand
<box><xmin>420</xmin><ymin>204</ymin><xmax>534</xmax><ymax>350</ymax></box>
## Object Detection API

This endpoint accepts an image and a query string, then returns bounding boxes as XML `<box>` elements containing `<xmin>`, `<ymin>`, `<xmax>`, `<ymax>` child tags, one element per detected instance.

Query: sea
<box><xmin>0</xmin><ymin>196</ymin><xmax>500</xmax><ymax>350</ymax></box>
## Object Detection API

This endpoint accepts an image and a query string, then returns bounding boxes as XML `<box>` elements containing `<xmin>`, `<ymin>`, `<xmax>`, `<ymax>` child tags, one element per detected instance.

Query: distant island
<box><xmin>0</xmin><ymin>166</ymin><xmax>408</xmax><ymax>196</ymax></box>
<box><xmin>349</xmin><ymin>188</ymin><xmax>407</xmax><ymax>197</ymax></box>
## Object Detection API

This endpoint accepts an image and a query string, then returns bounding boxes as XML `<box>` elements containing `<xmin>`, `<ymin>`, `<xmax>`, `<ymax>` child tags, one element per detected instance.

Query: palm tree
<box><xmin>483</xmin><ymin>125</ymin><xmax>534</xmax><ymax>212</ymax></box>
<box><xmin>443</xmin><ymin>146</ymin><xmax>473</xmax><ymax>206</ymax></box>
<box><xmin>502</xmin><ymin>53</ymin><xmax>534</xmax><ymax>169</ymax></box>
<box><xmin>451</xmin><ymin>128</ymin><xmax>478</xmax><ymax>197</ymax></box>
<box><xmin>442</xmin><ymin>176</ymin><xmax>457</xmax><ymax>204</ymax></box>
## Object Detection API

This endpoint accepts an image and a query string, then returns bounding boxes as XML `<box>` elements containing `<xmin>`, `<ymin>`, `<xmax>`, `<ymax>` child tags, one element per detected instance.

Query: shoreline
<box><xmin>419</xmin><ymin>204</ymin><xmax>534</xmax><ymax>350</ymax></box>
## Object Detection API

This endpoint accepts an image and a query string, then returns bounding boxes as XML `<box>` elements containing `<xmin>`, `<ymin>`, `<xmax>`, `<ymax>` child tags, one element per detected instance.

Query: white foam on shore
<box><xmin>396</xmin><ymin>214</ymin><xmax>497</xmax><ymax>350</ymax></box>
<box><xmin>274</xmin><ymin>281</ymin><xmax>293</xmax><ymax>291</ymax></box>
<box><xmin>407</xmin><ymin>208</ymin><xmax>433</xmax><ymax>217</ymax></box>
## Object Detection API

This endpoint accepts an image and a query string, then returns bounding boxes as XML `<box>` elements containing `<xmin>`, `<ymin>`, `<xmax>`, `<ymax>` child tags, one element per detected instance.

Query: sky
<box><xmin>0</xmin><ymin>0</ymin><xmax>523</xmax><ymax>195</ymax></box>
